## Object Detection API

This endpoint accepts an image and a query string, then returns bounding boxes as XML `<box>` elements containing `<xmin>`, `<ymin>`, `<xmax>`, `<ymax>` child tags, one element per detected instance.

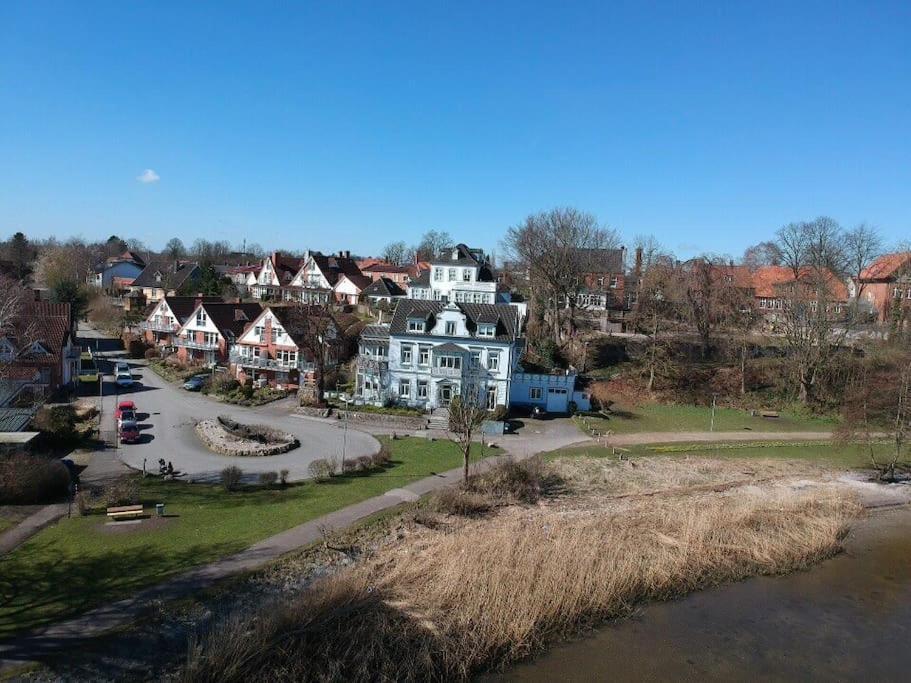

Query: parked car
<box><xmin>114</xmin><ymin>400</ymin><xmax>137</xmax><ymax>422</ymax></box>
<box><xmin>117</xmin><ymin>409</ymin><xmax>136</xmax><ymax>426</ymax></box>
<box><xmin>116</xmin><ymin>370</ymin><xmax>134</xmax><ymax>388</ymax></box>
<box><xmin>183</xmin><ymin>375</ymin><xmax>207</xmax><ymax>391</ymax></box>
<box><xmin>119</xmin><ymin>419</ymin><xmax>141</xmax><ymax>444</ymax></box>
<box><xmin>114</xmin><ymin>361</ymin><xmax>131</xmax><ymax>375</ymax></box>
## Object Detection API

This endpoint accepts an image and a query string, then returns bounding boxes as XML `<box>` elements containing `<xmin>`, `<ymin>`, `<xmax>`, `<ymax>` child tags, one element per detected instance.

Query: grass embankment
<box><xmin>575</xmin><ymin>403</ymin><xmax>838</xmax><ymax>435</ymax></box>
<box><xmin>550</xmin><ymin>441</ymin><xmax>890</xmax><ymax>469</ymax></box>
<box><xmin>184</xmin><ymin>455</ymin><xmax>861</xmax><ymax>682</ymax></box>
<box><xmin>0</xmin><ymin>438</ymin><xmax>470</xmax><ymax>639</ymax></box>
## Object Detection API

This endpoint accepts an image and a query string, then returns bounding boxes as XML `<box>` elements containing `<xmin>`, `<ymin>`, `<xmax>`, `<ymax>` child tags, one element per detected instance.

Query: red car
<box><xmin>119</xmin><ymin>420</ymin><xmax>141</xmax><ymax>444</ymax></box>
<box><xmin>115</xmin><ymin>400</ymin><xmax>137</xmax><ymax>423</ymax></box>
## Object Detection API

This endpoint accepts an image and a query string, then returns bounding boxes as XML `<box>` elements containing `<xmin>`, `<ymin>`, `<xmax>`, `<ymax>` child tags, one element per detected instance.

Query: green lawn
<box><xmin>0</xmin><ymin>437</ymin><xmax>472</xmax><ymax>639</ymax></box>
<box><xmin>547</xmin><ymin>440</ymin><xmax>889</xmax><ymax>468</ymax></box>
<box><xmin>574</xmin><ymin>403</ymin><xmax>838</xmax><ymax>435</ymax></box>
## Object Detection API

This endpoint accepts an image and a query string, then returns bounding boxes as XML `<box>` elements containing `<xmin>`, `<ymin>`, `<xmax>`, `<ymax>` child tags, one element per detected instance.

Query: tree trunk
<box><xmin>740</xmin><ymin>343</ymin><xmax>747</xmax><ymax>396</ymax></box>
<box><xmin>462</xmin><ymin>443</ymin><xmax>471</xmax><ymax>482</ymax></box>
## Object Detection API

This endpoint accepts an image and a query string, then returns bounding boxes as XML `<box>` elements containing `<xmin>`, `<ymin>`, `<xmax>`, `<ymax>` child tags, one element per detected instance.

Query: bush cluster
<box><xmin>0</xmin><ymin>453</ymin><xmax>71</xmax><ymax>504</ymax></box>
<box><xmin>220</xmin><ymin>466</ymin><xmax>244</xmax><ymax>492</ymax></box>
<box><xmin>430</xmin><ymin>487</ymin><xmax>491</xmax><ymax>516</ymax></box>
<box><xmin>308</xmin><ymin>458</ymin><xmax>334</xmax><ymax>482</ymax></box>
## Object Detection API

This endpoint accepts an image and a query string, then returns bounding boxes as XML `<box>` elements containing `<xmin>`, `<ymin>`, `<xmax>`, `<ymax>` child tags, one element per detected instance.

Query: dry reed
<box><xmin>184</xmin><ymin>465</ymin><xmax>860</xmax><ymax>683</ymax></box>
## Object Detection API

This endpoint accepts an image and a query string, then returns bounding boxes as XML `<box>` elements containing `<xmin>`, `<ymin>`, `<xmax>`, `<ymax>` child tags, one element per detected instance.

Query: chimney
<box><xmin>194</xmin><ymin>293</ymin><xmax>204</xmax><ymax>308</ymax></box>
<box><xmin>344</xmin><ymin>250</ymin><xmax>350</xmax><ymax>259</ymax></box>
<box><xmin>634</xmin><ymin>246</ymin><xmax>643</xmax><ymax>275</ymax></box>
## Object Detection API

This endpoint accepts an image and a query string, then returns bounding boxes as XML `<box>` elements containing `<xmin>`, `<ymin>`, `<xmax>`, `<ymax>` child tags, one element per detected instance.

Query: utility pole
<box><xmin>710</xmin><ymin>394</ymin><xmax>717</xmax><ymax>432</ymax></box>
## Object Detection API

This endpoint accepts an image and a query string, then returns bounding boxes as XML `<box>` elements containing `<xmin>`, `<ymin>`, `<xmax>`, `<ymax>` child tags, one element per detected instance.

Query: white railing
<box><xmin>139</xmin><ymin>320</ymin><xmax>179</xmax><ymax>333</ymax></box>
<box><xmin>229</xmin><ymin>351</ymin><xmax>313</xmax><ymax>372</ymax></box>
<box><xmin>431</xmin><ymin>366</ymin><xmax>463</xmax><ymax>378</ymax></box>
<box><xmin>176</xmin><ymin>338</ymin><xmax>219</xmax><ymax>351</ymax></box>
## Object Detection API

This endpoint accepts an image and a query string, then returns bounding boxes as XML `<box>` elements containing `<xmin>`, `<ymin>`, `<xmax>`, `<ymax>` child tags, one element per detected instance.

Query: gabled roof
<box><xmin>335</xmin><ymin>272</ymin><xmax>372</xmax><ymax>291</ymax></box>
<box><xmin>362</xmin><ymin>277</ymin><xmax>406</xmax><ymax>298</ymax></box>
<box><xmin>270</xmin><ymin>253</ymin><xmax>304</xmax><ymax>282</ymax></box>
<box><xmin>195</xmin><ymin>302</ymin><xmax>264</xmax><ymax>340</ymax></box>
<box><xmin>860</xmin><ymin>252</ymin><xmax>911</xmax><ymax>281</ymax></box>
<box><xmin>309</xmin><ymin>251</ymin><xmax>365</xmax><ymax>287</ymax></box>
<box><xmin>430</xmin><ymin>243</ymin><xmax>487</xmax><ymax>267</ymax></box>
<box><xmin>361</xmin><ymin>324</ymin><xmax>390</xmax><ymax>340</ymax></box>
<box><xmin>160</xmin><ymin>296</ymin><xmax>224</xmax><ymax>323</ymax></box>
<box><xmin>389</xmin><ymin>300</ymin><xmax>519</xmax><ymax>341</ymax></box>
<box><xmin>577</xmin><ymin>247</ymin><xmax>625</xmax><ymax>273</ymax></box>
<box><xmin>751</xmin><ymin>266</ymin><xmax>848</xmax><ymax>300</ymax></box>
<box><xmin>361</xmin><ymin>262</ymin><xmax>412</xmax><ymax>275</ymax></box>
<box><xmin>1</xmin><ymin>302</ymin><xmax>72</xmax><ymax>367</ymax></box>
<box><xmin>132</xmin><ymin>262</ymin><xmax>201</xmax><ymax>290</ymax></box>
<box><xmin>409</xmin><ymin>270</ymin><xmax>431</xmax><ymax>287</ymax></box>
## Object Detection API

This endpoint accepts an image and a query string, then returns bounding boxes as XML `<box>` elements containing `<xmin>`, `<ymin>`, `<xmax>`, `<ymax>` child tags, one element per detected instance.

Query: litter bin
<box><xmin>155</xmin><ymin>503</ymin><xmax>165</xmax><ymax>517</ymax></box>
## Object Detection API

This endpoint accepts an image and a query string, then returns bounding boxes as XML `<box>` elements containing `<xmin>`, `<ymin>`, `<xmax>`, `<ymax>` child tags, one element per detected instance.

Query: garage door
<box><xmin>546</xmin><ymin>387</ymin><xmax>567</xmax><ymax>412</ymax></box>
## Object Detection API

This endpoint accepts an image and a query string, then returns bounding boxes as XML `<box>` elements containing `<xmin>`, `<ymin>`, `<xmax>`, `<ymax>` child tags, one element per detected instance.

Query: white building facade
<box><xmin>407</xmin><ymin>244</ymin><xmax>505</xmax><ymax>305</ymax></box>
<box><xmin>356</xmin><ymin>300</ymin><xmax>520</xmax><ymax>410</ymax></box>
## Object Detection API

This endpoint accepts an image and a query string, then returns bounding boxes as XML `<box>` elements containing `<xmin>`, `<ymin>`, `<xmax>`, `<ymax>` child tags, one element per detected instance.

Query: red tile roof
<box><xmin>860</xmin><ymin>252</ymin><xmax>911</xmax><ymax>281</ymax></box>
<box><xmin>751</xmin><ymin>266</ymin><xmax>848</xmax><ymax>300</ymax></box>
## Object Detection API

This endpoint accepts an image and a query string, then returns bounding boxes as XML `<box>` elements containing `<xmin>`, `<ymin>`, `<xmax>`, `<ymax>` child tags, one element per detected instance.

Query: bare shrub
<box><xmin>144</xmin><ymin>347</ymin><xmax>160</xmax><ymax>361</ymax></box>
<box><xmin>258</xmin><ymin>471</ymin><xmax>279</xmax><ymax>487</ymax></box>
<box><xmin>0</xmin><ymin>453</ymin><xmax>71</xmax><ymax>504</ymax></box>
<box><xmin>308</xmin><ymin>459</ymin><xmax>334</xmax><ymax>482</ymax></box>
<box><xmin>371</xmin><ymin>443</ymin><xmax>392</xmax><ymax>468</ymax></box>
<box><xmin>430</xmin><ymin>487</ymin><xmax>491</xmax><ymax>517</ymax></box>
<box><xmin>101</xmin><ymin>477</ymin><xmax>140</xmax><ymax>506</ymax></box>
<box><xmin>279</xmin><ymin>469</ymin><xmax>290</xmax><ymax>486</ymax></box>
<box><xmin>220</xmin><ymin>466</ymin><xmax>243</xmax><ymax>492</ymax></box>
<box><xmin>470</xmin><ymin>457</ymin><xmax>547</xmax><ymax>504</ymax></box>
<box><xmin>356</xmin><ymin>455</ymin><xmax>373</xmax><ymax>472</ymax></box>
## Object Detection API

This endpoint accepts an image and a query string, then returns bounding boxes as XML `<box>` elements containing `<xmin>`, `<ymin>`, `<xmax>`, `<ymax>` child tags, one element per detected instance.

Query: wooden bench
<box><xmin>106</xmin><ymin>504</ymin><xmax>144</xmax><ymax>520</ymax></box>
<box><xmin>760</xmin><ymin>410</ymin><xmax>780</xmax><ymax>419</ymax></box>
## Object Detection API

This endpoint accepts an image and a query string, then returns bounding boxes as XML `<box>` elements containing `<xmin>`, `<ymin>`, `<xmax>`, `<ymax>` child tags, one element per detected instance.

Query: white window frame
<box><xmin>463</xmin><ymin>268</ymin><xmax>471</xmax><ymax>282</ymax></box>
<box><xmin>400</xmin><ymin>345</ymin><xmax>413</xmax><ymax>365</ymax></box>
<box><xmin>418</xmin><ymin>346</ymin><xmax>430</xmax><ymax>366</ymax></box>
<box><xmin>445</xmin><ymin>321</ymin><xmax>456</xmax><ymax>336</ymax></box>
<box><xmin>530</xmin><ymin>386</ymin><xmax>542</xmax><ymax>400</ymax></box>
<box><xmin>487</xmin><ymin>350</ymin><xmax>500</xmax><ymax>371</ymax></box>
<box><xmin>448</xmin><ymin>268</ymin><xmax>457</xmax><ymax>281</ymax></box>
<box><xmin>478</xmin><ymin>324</ymin><xmax>495</xmax><ymax>337</ymax></box>
<box><xmin>407</xmin><ymin>319</ymin><xmax>425</xmax><ymax>332</ymax></box>
<box><xmin>399</xmin><ymin>381</ymin><xmax>411</xmax><ymax>398</ymax></box>
<box><xmin>433</xmin><ymin>268</ymin><xmax>443</xmax><ymax>282</ymax></box>
<box><xmin>417</xmin><ymin>380</ymin><xmax>428</xmax><ymax>399</ymax></box>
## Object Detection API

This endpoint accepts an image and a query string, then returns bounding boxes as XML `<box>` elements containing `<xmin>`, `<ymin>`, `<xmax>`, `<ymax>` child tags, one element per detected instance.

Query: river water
<box><xmin>495</xmin><ymin>506</ymin><xmax>911</xmax><ymax>682</ymax></box>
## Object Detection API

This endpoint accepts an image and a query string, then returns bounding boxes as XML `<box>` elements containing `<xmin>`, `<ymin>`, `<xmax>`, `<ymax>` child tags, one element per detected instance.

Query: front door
<box><xmin>439</xmin><ymin>384</ymin><xmax>453</xmax><ymax>406</ymax></box>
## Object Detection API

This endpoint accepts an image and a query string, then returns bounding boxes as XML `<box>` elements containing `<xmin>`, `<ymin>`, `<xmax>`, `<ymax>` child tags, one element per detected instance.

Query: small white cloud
<box><xmin>136</xmin><ymin>169</ymin><xmax>160</xmax><ymax>184</ymax></box>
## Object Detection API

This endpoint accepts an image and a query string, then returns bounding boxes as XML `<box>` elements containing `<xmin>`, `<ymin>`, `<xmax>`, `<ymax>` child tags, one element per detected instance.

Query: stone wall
<box><xmin>195</xmin><ymin>419</ymin><xmax>299</xmax><ymax>457</ymax></box>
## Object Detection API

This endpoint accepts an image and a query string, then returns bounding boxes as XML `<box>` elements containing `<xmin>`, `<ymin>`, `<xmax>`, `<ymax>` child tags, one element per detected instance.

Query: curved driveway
<box><xmin>97</xmin><ymin>355</ymin><xmax>378</xmax><ymax>483</ymax></box>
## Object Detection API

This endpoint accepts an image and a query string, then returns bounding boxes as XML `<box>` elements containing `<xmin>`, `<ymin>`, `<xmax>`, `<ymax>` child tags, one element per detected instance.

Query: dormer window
<box><xmin>478</xmin><ymin>323</ymin><xmax>496</xmax><ymax>337</ymax></box>
<box><xmin>445</xmin><ymin>321</ymin><xmax>456</xmax><ymax>335</ymax></box>
<box><xmin>407</xmin><ymin>319</ymin><xmax>425</xmax><ymax>333</ymax></box>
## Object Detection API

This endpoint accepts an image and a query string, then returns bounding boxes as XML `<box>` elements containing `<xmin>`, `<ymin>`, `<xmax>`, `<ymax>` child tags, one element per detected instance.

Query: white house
<box><xmin>284</xmin><ymin>250</ymin><xmax>365</xmax><ymax>304</ymax></box>
<box><xmin>407</xmin><ymin>244</ymin><xmax>506</xmax><ymax>305</ymax></box>
<box><xmin>356</xmin><ymin>300</ymin><xmax>521</xmax><ymax>410</ymax></box>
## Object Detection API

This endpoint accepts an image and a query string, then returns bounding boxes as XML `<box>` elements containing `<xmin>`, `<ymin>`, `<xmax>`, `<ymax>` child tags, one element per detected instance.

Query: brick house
<box><xmin>0</xmin><ymin>302</ymin><xmax>80</xmax><ymax>397</ymax></box>
<box><xmin>359</xmin><ymin>262</ymin><xmax>412</xmax><ymax>286</ymax></box>
<box><xmin>229</xmin><ymin>305</ymin><xmax>338</xmax><ymax>390</ymax></box>
<box><xmin>139</xmin><ymin>295</ymin><xmax>223</xmax><ymax>350</ymax></box>
<box><xmin>175</xmin><ymin>301</ymin><xmax>263</xmax><ymax>366</ymax></box>
<box><xmin>752</xmin><ymin>266</ymin><xmax>849</xmax><ymax>321</ymax></box>
<box><xmin>855</xmin><ymin>252</ymin><xmax>911</xmax><ymax>323</ymax></box>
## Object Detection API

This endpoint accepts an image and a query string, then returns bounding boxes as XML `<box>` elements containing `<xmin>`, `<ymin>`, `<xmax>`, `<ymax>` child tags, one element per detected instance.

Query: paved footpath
<box><xmin>0</xmin><ymin>422</ymin><xmax>842</xmax><ymax>673</ymax></box>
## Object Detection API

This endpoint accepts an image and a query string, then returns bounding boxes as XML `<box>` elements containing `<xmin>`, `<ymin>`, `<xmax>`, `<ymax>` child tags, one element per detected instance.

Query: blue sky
<box><xmin>1</xmin><ymin>1</ymin><xmax>908</xmax><ymax>258</ymax></box>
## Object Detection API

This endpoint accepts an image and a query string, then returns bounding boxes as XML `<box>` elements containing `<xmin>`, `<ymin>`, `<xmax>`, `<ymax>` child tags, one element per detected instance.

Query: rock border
<box><xmin>194</xmin><ymin>418</ymin><xmax>300</xmax><ymax>457</ymax></box>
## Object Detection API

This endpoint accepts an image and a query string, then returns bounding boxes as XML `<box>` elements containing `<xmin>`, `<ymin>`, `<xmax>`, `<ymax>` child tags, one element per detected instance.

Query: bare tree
<box><xmin>841</xmin><ymin>351</ymin><xmax>911</xmax><ymax>481</ymax></box>
<box><xmin>842</xmin><ymin>223</ymin><xmax>882</xmax><ymax>317</ymax></box>
<box><xmin>632</xmin><ymin>261</ymin><xmax>677</xmax><ymax>393</ymax></box>
<box><xmin>381</xmin><ymin>240</ymin><xmax>411</xmax><ymax>266</ymax></box>
<box><xmin>448</xmin><ymin>381</ymin><xmax>488</xmax><ymax>482</ymax></box>
<box><xmin>741</xmin><ymin>240</ymin><xmax>783</xmax><ymax>269</ymax></box>
<box><xmin>284</xmin><ymin>304</ymin><xmax>341</xmax><ymax>406</ymax></box>
<box><xmin>503</xmin><ymin>207</ymin><xmax>620</xmax><ymax>343</ymax></box>
<box><xmin>0</xmin><ymin>275</ymin><xmax>37</xmax><ymax>380</ymax></box>
<box><xmin>774</xmin><ymin>217</ymin><xmax>855</xmax><ymax>404</ymax></box>
<box><xmin>674</xmin><ymin>256</ymin><xmax>754</xmax><ymax>358</ymax></box>
<box><xmin>164</xmin><ymin>237</ymin><xmax>186</xmax><ymax>261</ymax></box>
<box><xmin>414</xmin><ymin>230</ymin><xmax>452</xmax><ymax>261</ymax></box>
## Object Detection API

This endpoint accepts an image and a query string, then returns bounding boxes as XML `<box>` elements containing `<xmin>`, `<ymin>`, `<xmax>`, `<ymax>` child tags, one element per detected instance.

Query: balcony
<box><xmin>176</xmin><ymin>338</ymin><xmax>219</xmax><ymax>351</ymax></box>
<box><xmin>357</xmin><ymin>356</ymin><xmax>389</xmax><ymax>372</ymax></box>
<box><xmin>139</xmin><ymin>320</ymin><xmax>179</xmax><ymax>333</ymax></box>
<box><xmin>431</xmin><ymin>365</ymin><xmax>463</xmax><ymax>378</ymax></box>
<box><xmin>229</xmin><ymin>351</ymin><xmax>313</xmax><ymax>373</ymax></box>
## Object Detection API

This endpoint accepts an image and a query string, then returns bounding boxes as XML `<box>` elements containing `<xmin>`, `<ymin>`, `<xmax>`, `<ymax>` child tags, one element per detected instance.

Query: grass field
<box><xmin>575</xmin><ymin>403</ymin><xmax>838</xmax><ymax>435</ymax></box>
<box><xmin>547</xmin><ymin>440</ymin><xmax>888</xmax><ymax>468</ymax></box>
<box><xmin>0</xmin><ymin>437</ymin><xmax>474</xmax><ymax>639</ymax></box>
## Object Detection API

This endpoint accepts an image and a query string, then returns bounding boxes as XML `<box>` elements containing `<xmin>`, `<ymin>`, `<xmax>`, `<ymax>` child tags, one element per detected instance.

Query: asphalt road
<box><xmin>77</xmin><ymin>324</ymin><xmax>379</xmax><ymax>483</ymax></box>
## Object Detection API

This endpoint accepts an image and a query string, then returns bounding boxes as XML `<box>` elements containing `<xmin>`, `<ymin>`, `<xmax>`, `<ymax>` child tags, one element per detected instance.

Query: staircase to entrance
<box><xmin>427</xmin><ymin>407</ymin><xmax>449</xmax><ymax>431</ymax></box>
